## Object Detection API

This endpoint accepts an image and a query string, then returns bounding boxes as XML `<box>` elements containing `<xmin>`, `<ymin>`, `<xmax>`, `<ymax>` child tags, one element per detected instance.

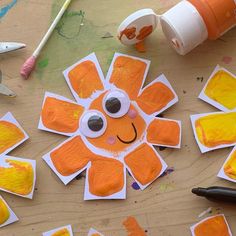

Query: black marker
<box><xmin>192</xmin><ymin>186</ymin><xmax>236</xmax><ymax>203</ymax></box>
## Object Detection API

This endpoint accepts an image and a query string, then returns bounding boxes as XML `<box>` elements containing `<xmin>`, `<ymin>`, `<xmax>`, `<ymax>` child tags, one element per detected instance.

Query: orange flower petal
<box><xmin>0</xmin><ymin>159</ymin><xmax>34</xmax><ymax>196</ymax></box>
<box><xmin>0</xmin><ymin>198</ymin><xmax>10</xmax><ymax>225</ymax></box>
<box><xmin>123</xmin><ymin>216</ymin><xmax>147</xmax><ymax>236</ymax></box>
<box><xmin>52</xmin><ymin>228</ymin><xmax>70</xmax><ymax>236</ymax></box>
<box><xmin>147</xmin><ymin>119</ymin><xmax>180</xmax><ymax>147</ymax></box>
<box><xmin>0</xmin><ymin>121</ymin><xmax>25</xmax><ymax>155</ymax></box>
<box><xmin>88</xmin><ymin>158</ymin><xmax>124</xmax><ymax>196</ymax></box>
<box><xmin>136</xmin><ymin>82</ymin><xmax>175</xmax><ymax>115</ymax></box>
<box><xmin>109</xmin><ymin>56</ymin><xmax>147</xmax><ymax>100</ymax></box>
<box><xmin>51</xmin><ymin>136</ymin><xmax>100</xmax><ymax>176</ymax></box>
<box><xmin>124</xmin><ymin>143</ymin><xmax>164</xmax><ymax>185</ymax></box>
<box><xmin>194</xmin><ymin>215</ymin><xmax>231</xmax><ymax>236</ymax></box>
<box><xmin>68</xmin><ymin>60</ymin><xmax>104</xmax><ymax>99</ymax></box>
<box><xmin>41</xmin><ymin>96</ymin><xmax>84</xmax><ymax>133</ymax></box>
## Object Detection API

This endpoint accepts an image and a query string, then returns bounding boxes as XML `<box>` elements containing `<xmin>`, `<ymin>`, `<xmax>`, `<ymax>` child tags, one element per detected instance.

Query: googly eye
<box><xmin>103</xmin><ymin>90</ymin><xmax>130</xmax><ymax>118</ymax></box>
<box><xmin>80</xmin><ymin>110</ymin><xmax>107</xmax><ymax>138</ymax></box>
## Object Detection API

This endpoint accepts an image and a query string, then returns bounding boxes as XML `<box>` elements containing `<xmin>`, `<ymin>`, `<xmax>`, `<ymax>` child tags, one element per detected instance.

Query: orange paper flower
<box><xmin>40</xmin><ymin>53</ymin><xmax>181</xmax><ymax>199</ymax></box>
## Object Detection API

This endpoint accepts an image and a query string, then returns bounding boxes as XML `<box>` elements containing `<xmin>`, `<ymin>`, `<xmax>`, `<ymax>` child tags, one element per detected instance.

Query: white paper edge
<box><xmin>190</xmin><ymin>112</ymin><xmax>236</xmax><ymax>153</ymax></box>
<box><xmin>38</xmin><ymin>91</ymin><xmax>83</xmax><ymax>137</ymax></box>
<box><xmin>84</xmin><ymin>160</ymin><xmax>126</xmax><ymax>200</ymax></box>
<box><xmin>190</xmin><ymin>214</ymin><xmax>232</xmax><ymax>236</ymax></box>
<box><xmin>147</xmin><ymin>118</ymin><xmax>182</xmax><ymax>149</ymax></box>
<box><xmin>199</xmin><ymin>65</ymin><xmax>236</xmax><ymax>112</ymax></box>
<box><xmin>137</xmin><ymin>74</ymin><xmax>179</xmax><ymax>116</ymax></box>
<box><xmin>0</xmin><ymin>155</ymin><xmax>36</xmax><ymax>199</ymax></box>
<box><xmin>217</xmin><ymin>146</ymin><xmax>236</xmax><ymax>183</ymax></box>
<box><xmin>88</xmin><ymin>228</ymin><xmax>104</xmax><ymax>236</ymax></box>
<box><xmin>0</xmin><ymin>195</ymin><xmax>19</xmax><ymax>228</ymax></box>
<box><xmin>124</xmin><ymin>142</ymin><xmax>168</xmax><ymax>190</ymax></box>
<box><xmin>63</xmin><ymin>53</ymin><xmax>107</xmax><ymax>107</ymax></box>
<box><xmin>42</xmin><ymin>225</ymin><xmax>73</xmax><ymax>236</ymax></box>
<box><xmin>0</xmin><ymin>112</ymin><xmax>29</xmax><ymax>158</ymax></box>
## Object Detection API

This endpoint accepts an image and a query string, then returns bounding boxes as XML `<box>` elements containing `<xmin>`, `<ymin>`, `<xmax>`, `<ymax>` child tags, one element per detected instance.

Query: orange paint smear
<box><xmin>0</xmin><ymin>121</ymin><xmax>25</xmax><ymax>155</ymax></box>
<box><xmin>0</xmin><ymin>159</ymin><xmax>34</xmax><ymax>195</ymax></box>
<box><xmin>124</xmin><ymin>143</ymin><xmax>162</xmax><ymax>185</ymax></box>
<box><xmin>119</xmin><ymin>27</ymin><xmax>136</xmax><ymax>40</ymax></box>
<box><xmin>109</xmin><ymin>56</ymin><xmax>147</xmax><ymax>100</ymax></box>
<box><xmin>194</xmin><ymin>215</ymin><xmax>231</xmax><ymax>236</ymax></box>
<box><xmin>89</xmin><ymin>158</ymin><xmax>124</xmax><ymax>196</ymax></box>
<box><xmin>135</xmin><ymin>41</ymin><xmax>146</xmax><ymax>53</ymax></box>
<box><xmin>91</xmin><ymin>234</ymin><xmax>101</xmax><ymax>236</ymax></box>
<box><xmin>42</xmin><ymin>97</ymin><xmax>84</xmax><ymax>133</ymax></box>
<box><xmin>195</xmin><ymin>112</ymin><xmax>236</xmax><ymax>148</ymax></box>
<box><xmin>136</xmin><ymin>82</ymin><xmax>175</xmax><ymax>115</ymax></box>
<box><xmin>123</xmin><ymin>216</ymin><xmax>147</xmax><ymax>236</ymax></box>
<box><xmin>0</xmin><ymin>198</ymin><xmax>10</xmax><ymax>225</ymax></box>
<box><xmin>51</xmin><ymin>136</ymin><xmax>101</xmax><ymax>176</ymax></box>
<box><xmin>51</xmin><ymin>228</ymin><xmax>70</xmax><ymax>236</ymax></box>
<box><xmin>136</xmin><ymin>25</ymin><xmax>153</xmax><ymax>41</ymax></box>
<box><xmin>88</xmin><ymin>92</ymin><xmax>146</xmax><ymax>153</ymax></box>
<box><xmin>68</xmin><ymin>60</ymin><xmax>104</xmax><ymax>99</ymax></box>
<box><xmin>224</xmin><ymin>150</ymin><xmax>236</xmax><ymax>180</ymax></box>
<box><xmin>147</xmin><ymin>119</ymin><xmax>180</xmax><ymax>146</ymax></box>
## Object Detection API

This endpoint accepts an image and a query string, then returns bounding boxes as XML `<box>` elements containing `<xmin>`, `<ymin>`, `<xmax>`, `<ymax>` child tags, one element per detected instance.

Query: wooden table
<box><xmin>1</xmin><ymin>0</ymin><xmax>236</xmax><ymax>235</ymax></box>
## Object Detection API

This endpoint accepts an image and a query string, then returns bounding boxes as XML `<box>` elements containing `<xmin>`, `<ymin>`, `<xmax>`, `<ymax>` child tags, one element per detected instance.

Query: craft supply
<box><xmin>20</xmin><ymin>0</ymin><xmax>72</xmax><ymax>79</ymax></box>
<box><xmin>118</xmin><ymin>0</ymin><xmax>236</xmax><ymax>55</ymax></box>
<box><xmin>0</xmin><ymin>70</ymin><xmax>16</xmax><ymax>97</ymax></box>
<box><xmin>192</xmin><ymin>186</ymin><xmax>236</xmax><ymax>203</ymax></box>
<box><xmin>0</xmin><ymin>42</ymin><xmax>25</xmax><ymax>54</ymax></box>
<box><xmin>42</xmin><ymin>225</ymin><xmax>73</xmax><ymax>236</ymax></box>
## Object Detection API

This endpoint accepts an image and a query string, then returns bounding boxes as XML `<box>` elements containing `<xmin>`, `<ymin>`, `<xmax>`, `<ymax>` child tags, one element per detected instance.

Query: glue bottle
<box><xmin>118</xmin><ymin>0</ymin><xmax>236</xmax><ymax>55</ymax></box>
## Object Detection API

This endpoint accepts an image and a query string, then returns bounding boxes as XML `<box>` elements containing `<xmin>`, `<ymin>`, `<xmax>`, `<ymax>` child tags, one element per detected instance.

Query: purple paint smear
<box><xmin>160</xmin><ymin>167</ymin><xmax>175</xmax><ymax>177</ymax></box>
<box><xmin>131</xmin><ymin>182</ymin><xmax>140</xmax><ymax>190</ymax></box>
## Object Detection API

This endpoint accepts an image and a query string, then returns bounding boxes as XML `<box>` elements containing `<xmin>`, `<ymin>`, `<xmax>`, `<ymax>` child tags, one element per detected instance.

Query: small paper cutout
<box><xmin>0</xmin><ymin>112</ymin><xmax>29</xmax><ymax>158</ymax></box>
<box><xmin>0</xmin><ymin>195</ymin><xmax>18</xmax><ymax>228</ymax></box>
<box><xmin>42</xmin><ymin>225</ymin><xmax>73</xmax><ymax>236</ymax></box>
<box><xmin>88</xmin><ymin>228</ymin><xmax>104</xmax><ymax>236</ymax></box>
<box><xmin>40</xmin><ymin>53</ymin><xmax>181</xmax><ymax>200</ymax></box>
<box><xmin>190</xmin><ymin>214</ymin><xmax>232</xmax><ymax>236</ymax></box>
<box><xmin>0</xmin><ymin>155</ymin><xmax>36</xmax><ymax>199</ymax></box>
<box><xmin>199</xmin><ymin>66</ymin><xmax>236</xmax><ymax>112</ymax></box>
<box><xmin>218</xmin><ymin>146</ymin><xmax>236</xmax><ymax>183</ymax></box>
<box><xmin>191</xmin><ymin>112</ymin><xmax>236</xmax><ymax>153</ymax></box>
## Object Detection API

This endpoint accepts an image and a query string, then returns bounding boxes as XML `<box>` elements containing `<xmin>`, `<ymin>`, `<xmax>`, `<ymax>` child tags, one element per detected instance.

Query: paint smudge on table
<box><xmin>131</xmin><ymin>182</ymin><xmax>141</xmax><ymax>190</ymax></box>
<box><xmin>160</xmin><ymin>167</ymin><xmax>175</xmax><ymax>177</ymax></box>
<box><xmin>37</xmin><ymin>58</ymin><xmax>49</xmax><ymax>69</ymax></box>
<box><xmin>222</xmin><ymin>56</ymin><xmax>233</xmax><ymax>65</ymax></box>
<box><xmin>0</xmin><ymin>0</ymin><xmax>17</xmax><ymax>19</ymax></box>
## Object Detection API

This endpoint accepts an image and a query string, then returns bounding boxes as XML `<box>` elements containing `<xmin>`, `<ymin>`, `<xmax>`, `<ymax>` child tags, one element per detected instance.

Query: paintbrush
<box><xmin>20</xmin><ymin>0</ymin><xmax>72</xmax><ymax>79</ymax></box>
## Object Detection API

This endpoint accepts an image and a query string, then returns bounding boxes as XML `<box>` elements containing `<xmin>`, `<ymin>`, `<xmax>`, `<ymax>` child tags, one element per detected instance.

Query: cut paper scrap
<box><xmin>123</xmin><ymin>216</ymin><xmax>147</xmax><ymax>236</ymax></box>
<box><xmin>190</xmin><ymin>214</ymin><xmax>232</xmax><ymax>236</ymax></box>
<box><xmin>88</xmin><ymin>228</ymin><xmax>104</xmax><ymax>236</ymax></box>
<box><xmin>191</xmin><ymin>112</ymin><xmax>236</xmax><ymax>153</ymax></box>
<box><xmin>40</xmin><ymin>52</ymin><xmax>181</xmax><ymax>200</ymax></box>
<box><xmin>199</xmin><ymin>66</ymin><xmax>236</xmax><ymax>112</ymax></box>
<box><xmin>218</xmin><ymin>146</ymin><xmax>236</xmax><ymax>183</ymax></box>
<box><xmin>0</xmin><ymin>112</ymin><xmax>29</xmax><ymax>158</ymax></box>
<box><xmin>42</xmin><ymin>225</ymin><xmax>73</xmax><ymax>236</ymax></box>
<box><xmin>0</xmin><ymin>195</ymin><xmax>18</xmax><ymax>228</ymax></box>
<box><xmin>0</xmin><ymin>155</ymin><xmax>36</xmax><ymax>199</ymax></box>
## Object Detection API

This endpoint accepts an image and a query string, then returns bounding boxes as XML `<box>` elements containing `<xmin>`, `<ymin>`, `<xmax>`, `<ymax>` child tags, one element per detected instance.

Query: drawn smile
<box><xmin>117</xmin><ymin>123</ymin><xmax>137</xmax><ymax>144</ymax></box>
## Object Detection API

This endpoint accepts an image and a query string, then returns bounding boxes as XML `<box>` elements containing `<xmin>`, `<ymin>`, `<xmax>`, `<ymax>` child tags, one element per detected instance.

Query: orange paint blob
<box><xmin>51</xmin><ymin>136</ymin><xmax>101</xmax><ymax>176</ymax></box>
<box><xmin>88</xmin><ymin>92</ymin><xmax>146</xmax><ymax>153</ymax></box>
<box><xmin>124</xmin><ymin>143</ymin><xmax>163</xmax><ymax>185</ymax></box>
<box><xmin>147</xmin><ymin>119</ymin><xmax>180</xmax><ymax>146</ymax></box>
<box><xmin>0</xmin><ymin>121</ymin><xmax>25</xmax><ymax>155</ymax></box>
<box><xmin>0</xmin><ymin>159</ymin><xmax>34</xmax><ymax>195</ymax></box>
<box><xmin>109</xmin><ymin>56</ymin><xmax>147</xmax><ymax>100</ymax></box>
<box><xmin>119</xmin><ymin>27</ymin><xmax>136</xmax><ymax>40</ymax></box>
<box><xmin>135</xmin><ymin>41</ymin><xmax>146</xmax><ymax>53</ymax></box>
<box><xmin>136</xmin><ymin>25</ymin><xmax>153</xmax><ymax>41</ymax></box>
<box><xmin>89</xmin><ymin>158</ymin><xmax>124</xmax><ymax>196</ymax></box>
<box><xmin>51</xmin><ymin>228</ymin><xmax>70</xmax><ymax>236</ymax></box>
<box><xmin>136</xmin><ymin>82</ymin><xmax>175</xmax><ymax>115</ymax></box>
<box><xmin>91</xmin><ymin>234</ymin><xmax>101</xmax><ymax>236</ymax></box>
<box><xmin>194</xmin><ymin>215</ymin><xmax>231</xmax><ymax>236</ymax></box>
<box><xmin>0</xmin><ymin>198</ymin><xmax>10</xmax><ymax>225</ymax></box>
<box><xmin>123</xmin><ymin>216</ymin><xmax>147</xmax><ymax>236</ymax></box>
<box><xmin>42</xmin><ymin>97</ymin><xmax>84</xmax><ymax>133</ymax></box>
<box><xmin>195</xmin><ymin>112</ymin><xmax>236</xmax><ymax>147</ymax></box>
<box><xmin>224</xmin><ymin>150</ymin><xmax>236</xmax><ymax>180</ymax></box>
<box><xmin>68</xmin><ymin>60</ymin><xmax>104</xmax><ymax>99</ymax></box>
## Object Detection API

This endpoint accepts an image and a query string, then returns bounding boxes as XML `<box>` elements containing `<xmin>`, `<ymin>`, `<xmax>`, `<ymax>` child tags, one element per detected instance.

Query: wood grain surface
<box><xmin>0</xmin><ymin>0</ymin><xmax>236</xmax><ymax>235</ymax></box>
